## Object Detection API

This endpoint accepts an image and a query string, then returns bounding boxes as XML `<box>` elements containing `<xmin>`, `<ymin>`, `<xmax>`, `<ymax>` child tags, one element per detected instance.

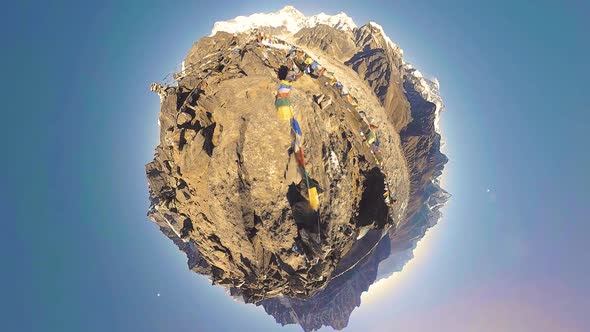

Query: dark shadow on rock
<box><xmin>357</xmin><ymin>167</ymin><xmax>388</xmax><ymax>228</ymax></box>
<box><xmin>201</xmin><ymin>123</ymin><xmax>216</xmax><ymax>156</ymax></box>
<box><xmin>286</xmin><ymin>181</ymin><xmax>322</xmax><ymax>260</ymax></box>
<box><xmin>277</xmin><ymin>65</ymin><xmax>289</xmax><ymax>80</ymax></box>
<box><xmin>180</xmin><ymin>217</ymin><xmax>194</xmax><ymax>238</ymax></box>
<box><xmin>286</xmin><ymin>183</ymin><xmax>319</xmax><ymax>232</ymax></box>
<box><xmin>345</xmin><ymin>48</ymin><xmax>383</xmax><ymax>66</ymax></box>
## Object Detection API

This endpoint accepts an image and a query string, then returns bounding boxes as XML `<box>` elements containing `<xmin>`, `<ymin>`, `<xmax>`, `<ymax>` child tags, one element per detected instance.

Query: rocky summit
<box><xmin>145</xmin><ymin>6</ymin><xmax>449</xmax><ymax>332</ymax></box>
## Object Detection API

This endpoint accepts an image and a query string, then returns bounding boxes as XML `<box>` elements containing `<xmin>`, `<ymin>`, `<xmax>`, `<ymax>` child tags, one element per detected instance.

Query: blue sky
<box><xmin>3</xmin><ymin>0</ymin><xmax>589</xmax><ymax>331</ymax></box>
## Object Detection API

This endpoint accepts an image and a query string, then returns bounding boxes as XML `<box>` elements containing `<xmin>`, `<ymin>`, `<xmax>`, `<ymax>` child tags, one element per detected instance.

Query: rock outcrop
<box><xmin>145</xmin><ymin>6</ymin><xmax>448</xmax><ymax>332</ymax></box>
<box><xmin>259</xmin><ymin>233</ymin><xmax>391</xmax><ymax>332</ymax></box>
<box><xmin>146</xmin><ymin>30</ymin><xmax>409</xmax><ymax>303</ymax></box>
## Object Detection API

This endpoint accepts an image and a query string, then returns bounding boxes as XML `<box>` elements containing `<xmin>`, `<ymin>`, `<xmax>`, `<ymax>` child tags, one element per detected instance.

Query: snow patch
<box><xmin>307</xmin><ymin>12</ymin><xmax>357</xmax><ymax>31</ymax></box>
<box><xmin>261</xmin><ymin>40</ymin><xmax>292</xmax><ymax>50</ymax></box>
<box><xmin>329</xmin><ymin>150</ymin><xmax>341</xmax><ymax>175</ymax></box>
<box><xmin>211</xmin><ymin>6</ymin><xmax>357</xmax><ymax>36</ymax></box>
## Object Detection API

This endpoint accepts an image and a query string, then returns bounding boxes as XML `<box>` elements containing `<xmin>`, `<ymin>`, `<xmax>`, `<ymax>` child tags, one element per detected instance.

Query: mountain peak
<box><xmin>364</xmin><ymin>21</ymin><xmax>402</xmax><ymax>53</ymax></box>
<box><xmin>278</xmin><ymin>5</ymin><xmax>303</xmax><ymax>15</ymax></box>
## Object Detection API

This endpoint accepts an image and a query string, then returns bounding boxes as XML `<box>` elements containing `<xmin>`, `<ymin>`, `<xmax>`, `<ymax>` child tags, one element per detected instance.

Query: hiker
<box><xmin>303</xmin><ymin>57</ymin><xmax>314</xmax><ymax>74</ymax></box>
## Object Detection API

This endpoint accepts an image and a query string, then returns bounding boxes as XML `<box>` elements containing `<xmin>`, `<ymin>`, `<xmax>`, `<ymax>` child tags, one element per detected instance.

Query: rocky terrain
<box><xmin>146</xmin><ymin>6</ymin><xmax>448</xmax><ymax>331</ymax></box>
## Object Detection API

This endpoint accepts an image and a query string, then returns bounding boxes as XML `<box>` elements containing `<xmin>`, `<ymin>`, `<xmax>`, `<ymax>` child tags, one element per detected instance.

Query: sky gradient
<box><xmin>3</xmin><ymin>0</ymin><xmax>589</xmax><ymax>331</ymax></box>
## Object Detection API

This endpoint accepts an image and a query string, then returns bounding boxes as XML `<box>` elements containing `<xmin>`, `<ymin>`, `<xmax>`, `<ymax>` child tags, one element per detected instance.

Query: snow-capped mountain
<box><xmin>403</xmin><ymin>63</ymin><xmax>445</xmax><ymax>136</ymax></box>
<box><xmin>367</xmin><ymin>21</ymin><xmax>403</xmax><ymax>55</ymax></box>
<box><xmin>210</xmin><ymin>6</ymin><xmax>440</xmax><ymax>137</ymax></box>
<box><xmin>210</xmin><ymin>5</ymin><xmax>357</xmax><ymax>36</ymax></box>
